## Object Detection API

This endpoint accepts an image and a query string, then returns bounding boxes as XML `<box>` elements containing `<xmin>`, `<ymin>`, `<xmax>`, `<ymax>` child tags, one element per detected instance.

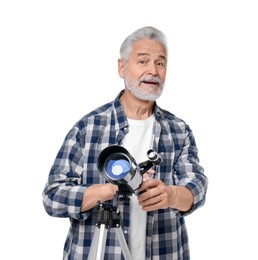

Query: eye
<box><xmin>138</xmin><ymin>59</ymin><xmax>148</xmax><ymax>64</ymax></box>
<box><xmin>156</xmin><ymin>61</ymin><xmax>165</xmax><ymax>67</ymax></box>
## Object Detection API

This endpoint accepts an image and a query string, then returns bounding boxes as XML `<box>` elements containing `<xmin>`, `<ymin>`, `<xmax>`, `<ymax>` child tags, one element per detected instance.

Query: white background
<box><xmin>1</xmin><ymin>0</ymin><xmax>257</xmax><ymax>259</ymax></box>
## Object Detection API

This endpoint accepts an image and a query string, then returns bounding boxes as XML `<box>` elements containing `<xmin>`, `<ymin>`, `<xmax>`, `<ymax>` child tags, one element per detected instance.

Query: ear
<box><xmin>118</xmin><ymin>58</ymin><xmax>125</xmax><ymax>78</ymax></box>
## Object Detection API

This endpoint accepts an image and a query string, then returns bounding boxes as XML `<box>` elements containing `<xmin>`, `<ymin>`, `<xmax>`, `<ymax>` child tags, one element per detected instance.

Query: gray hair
<box><xmin>119</xmin><ymin>26</ymin><xmax>168</xmax><ymax>63</ymax></box>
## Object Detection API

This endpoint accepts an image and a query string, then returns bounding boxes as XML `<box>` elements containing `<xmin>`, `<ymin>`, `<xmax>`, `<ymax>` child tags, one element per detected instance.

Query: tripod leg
<box><xmin>88</xmin><ymin>224</ymin><xmax>107</xmax><ymax>260</ymax></box>
<box><xmin>115</xmin><ymin>227</ymin><xmax>133</xmax><ymax>260</ymax></box>
<box><xmin>88</xmin><ymin>226</ymin><xmax>100</xmax><ymax>260</ymax></box>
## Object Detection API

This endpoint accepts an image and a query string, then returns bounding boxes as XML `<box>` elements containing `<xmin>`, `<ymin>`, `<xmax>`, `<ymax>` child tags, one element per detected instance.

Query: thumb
<box><xmin>143</xmin><ymin>169</ymin><xmax>155</xmax><ymax>181</ymax></box>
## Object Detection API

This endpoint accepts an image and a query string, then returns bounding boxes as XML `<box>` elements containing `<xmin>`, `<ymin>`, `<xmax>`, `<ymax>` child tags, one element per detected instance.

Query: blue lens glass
<box><xmin>106</xmin><ymin>159</ymin><xmax>130</xmax><ymax>180</ymax></box>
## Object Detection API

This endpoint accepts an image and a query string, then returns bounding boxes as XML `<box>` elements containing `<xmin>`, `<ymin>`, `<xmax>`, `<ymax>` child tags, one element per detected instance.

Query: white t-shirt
<box><xmin>120</xmin><ymin>114</ymin><xmax>155</xmax><ymax>260</ymax></box>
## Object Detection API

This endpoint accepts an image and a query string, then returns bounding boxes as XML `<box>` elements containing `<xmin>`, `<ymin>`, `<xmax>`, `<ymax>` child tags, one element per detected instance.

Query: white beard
<box><xmin>124</xmin><ymin>75</ymin><xmax>165</xmax><ymax>101</ymax></box>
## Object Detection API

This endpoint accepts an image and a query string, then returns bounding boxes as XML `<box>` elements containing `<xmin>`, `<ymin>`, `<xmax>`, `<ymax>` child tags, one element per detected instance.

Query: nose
<box><xmin>147</xmin><ymin>62</ymin><xmax>158</xmax><ymax>76</ymax></box>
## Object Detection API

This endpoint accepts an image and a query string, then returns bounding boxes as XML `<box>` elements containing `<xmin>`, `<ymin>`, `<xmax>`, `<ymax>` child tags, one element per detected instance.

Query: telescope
<box><xmin>90</xmin><ymin>145</ymin><xmax>162</xmax><ymax>259</ymax></box>
<box><xmin>97</xmin><ymin>145</ymin><xmax>162</xmax><ymax>195</ymax></box>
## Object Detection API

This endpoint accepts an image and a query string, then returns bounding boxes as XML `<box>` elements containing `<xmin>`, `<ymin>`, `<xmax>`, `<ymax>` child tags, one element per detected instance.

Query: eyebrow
<box><xmin>137</xmin><ymin>52</ymin><xmax>166</xmax><ymax>61</ymax></box>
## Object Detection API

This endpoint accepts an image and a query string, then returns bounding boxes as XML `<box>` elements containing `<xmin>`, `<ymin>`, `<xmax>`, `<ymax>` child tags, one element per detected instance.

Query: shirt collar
<box><xmin>113</xmin><ymin>90</ymin><xmax>163</xmax><ymax>128</ymax></box>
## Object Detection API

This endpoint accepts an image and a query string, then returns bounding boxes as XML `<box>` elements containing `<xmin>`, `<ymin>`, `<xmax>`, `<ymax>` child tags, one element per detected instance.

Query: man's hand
<box><xmin>137</xmin><ymin>179</ymin><xmax>194</xmax><ymax>212</ymax></box>
<box><xmin>80</xmin><ymin>183</ymin><xmax>118</xmax><ymax>212</ymax></box>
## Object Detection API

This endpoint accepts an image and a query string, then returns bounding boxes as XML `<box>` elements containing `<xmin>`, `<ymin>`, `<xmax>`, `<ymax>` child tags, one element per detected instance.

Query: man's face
<box><xmin>118</xmin><ymin>39</ymin><xmax>167</xmax><ymax>101</ymax></box>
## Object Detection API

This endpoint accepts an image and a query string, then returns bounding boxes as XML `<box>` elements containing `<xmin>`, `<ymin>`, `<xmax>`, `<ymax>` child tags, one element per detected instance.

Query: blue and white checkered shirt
<box><xmin>43</xmin><ymin>90</ymin><xmax>208</xmax><ymax>260</ymax></box>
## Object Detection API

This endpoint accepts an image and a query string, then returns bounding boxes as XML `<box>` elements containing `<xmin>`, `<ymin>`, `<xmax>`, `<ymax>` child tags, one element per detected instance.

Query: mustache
<box><xmin>139</xmin><ymin>76</ymin><xmax>161</xmax><ymax>84</ymax></box>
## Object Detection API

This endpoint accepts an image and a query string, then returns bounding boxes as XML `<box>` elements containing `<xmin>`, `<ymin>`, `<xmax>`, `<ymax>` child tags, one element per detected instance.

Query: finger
<box><xmin>138</xmin><ymin>178</ymin><xmax>159</xmax><ymax>192</ymax></box>
<box><xmin>142</xmin><ymin>173</ymin><xmax>151</xmax><ymax>181</ymax></box>
<box><xmin>138</xmin><ymin>184</ymin><xmax>160</xmax><ymax>202</ymax></box>
<box><xmin>139</xmin><ymin>193</ymin><xmax>161</xmax><ymax>206</ymax></box>
<box><xmin>141</xmin><ymin>201</ymin><xmax>164</xmax><ymax>211</ymax></box>
<box><xmin>139</xmin><ymin>190</ymin><xmax>170</xmax><ymax>211</ymax></box>
<box><xmin>146</xmin><ymin>169</ymin><xmax>155</xmax><ymax>175</ymax></box>
<box><xmin>142</xmin><ymin>169</ymin><xmax>155</xmax><ymax>181</ymax></box>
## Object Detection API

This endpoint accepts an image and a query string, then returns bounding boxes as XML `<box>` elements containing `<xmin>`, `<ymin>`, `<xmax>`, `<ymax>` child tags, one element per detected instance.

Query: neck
<box><xmin>120</xmin><ymin>89</ymin><xmax>155</xmax><ymax>120</ymax></box>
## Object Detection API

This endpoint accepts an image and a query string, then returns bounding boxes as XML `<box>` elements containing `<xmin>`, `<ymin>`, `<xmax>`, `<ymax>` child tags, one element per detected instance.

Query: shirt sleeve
<box><xmin>173</xmin><ymin>124</ymin><xmax>208</xmax><ymax>216</ymax></box>
<box><xmin>42</xmin><ymin>126</ymin><xmax>91</xmax><ymax>220</ymax></box>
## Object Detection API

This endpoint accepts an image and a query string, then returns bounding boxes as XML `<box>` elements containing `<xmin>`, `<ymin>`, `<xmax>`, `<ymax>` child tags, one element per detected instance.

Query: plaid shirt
<box><xmin>43</xmin><ymin>90</ymin><xmax>208</xmax><ymax>260</ymax></box>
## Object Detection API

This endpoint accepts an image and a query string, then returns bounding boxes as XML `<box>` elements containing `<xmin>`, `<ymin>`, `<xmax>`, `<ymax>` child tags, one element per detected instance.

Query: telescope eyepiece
<box><xmin>147</xmin><ymin>149</ymin><xmax>162</xmax><ymax>165</ymax></box>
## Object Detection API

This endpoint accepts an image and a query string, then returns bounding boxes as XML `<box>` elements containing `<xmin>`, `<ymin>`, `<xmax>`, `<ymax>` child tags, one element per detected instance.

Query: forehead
<box><xmin>130</xmin><ymin>39</ymin><xmax>166</xmax><ymax>59</ymax></box>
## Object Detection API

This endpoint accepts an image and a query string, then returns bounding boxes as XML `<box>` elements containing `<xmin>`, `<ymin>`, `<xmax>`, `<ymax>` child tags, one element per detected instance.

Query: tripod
<box><xmin>88</xmin><ymin>190</ymin><xmax>133</xmax><ymax>260</ymax></box>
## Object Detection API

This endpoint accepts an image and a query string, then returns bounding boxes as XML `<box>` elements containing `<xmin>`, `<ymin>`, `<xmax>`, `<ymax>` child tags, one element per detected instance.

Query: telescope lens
<box><xmin>105</xmin><ymin>155</ymin><xmax>131</xmax><ymax>180</ymax></box>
